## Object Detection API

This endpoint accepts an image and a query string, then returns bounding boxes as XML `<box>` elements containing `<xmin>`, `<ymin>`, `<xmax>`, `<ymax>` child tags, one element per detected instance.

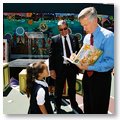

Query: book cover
<box><xmin>63</xmin><ymin>44</ymin><xmax>103</xmax><ymax>66</ymax></box>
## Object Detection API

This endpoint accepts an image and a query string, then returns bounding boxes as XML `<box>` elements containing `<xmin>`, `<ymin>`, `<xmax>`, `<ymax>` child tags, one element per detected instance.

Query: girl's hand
<box><xmin>50</xmin><ymin>70</ymin><xmax>56</xmax><ymax>79</ymax></box>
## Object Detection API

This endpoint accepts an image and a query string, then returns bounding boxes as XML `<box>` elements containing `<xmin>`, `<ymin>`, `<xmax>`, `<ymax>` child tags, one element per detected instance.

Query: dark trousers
<box><xmin>82</xmin><ymin>70</ymin><xmax>112</xmax><ymax>114</ymax></box>
<box><xmin>55</xmin><ymin>64</ymin><xmax>78</xmax><ymax>110</ymax></box>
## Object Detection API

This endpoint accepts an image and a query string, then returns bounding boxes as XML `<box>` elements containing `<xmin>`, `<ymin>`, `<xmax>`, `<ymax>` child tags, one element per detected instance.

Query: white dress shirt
<box><xmin>61</xmin><ymin>34</ymin><xmax>73</xmax><ymax>64</ymax></box>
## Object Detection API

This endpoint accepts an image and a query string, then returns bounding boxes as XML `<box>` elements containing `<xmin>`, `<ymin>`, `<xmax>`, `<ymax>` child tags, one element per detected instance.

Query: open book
<box><xmin>63</xmin><ymin>44</ymin><xmax>103</xmax><ymax>66</ymax></box>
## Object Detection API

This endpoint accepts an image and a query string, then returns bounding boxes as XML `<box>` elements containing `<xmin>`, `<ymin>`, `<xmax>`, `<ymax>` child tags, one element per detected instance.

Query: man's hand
<box><xmin>70</xmin><ymin>53</ymin><xmax>77</xmax><ymax>61</ymax></box>
<box><xmin>50</xmin><ymin>70</ymin><xmax>56</xmax><ymax>79</ymax></box>
<box><xmin>77</xmin><ymin>63</ymin><xmax>88</xmax><ymax>70</ymax></box>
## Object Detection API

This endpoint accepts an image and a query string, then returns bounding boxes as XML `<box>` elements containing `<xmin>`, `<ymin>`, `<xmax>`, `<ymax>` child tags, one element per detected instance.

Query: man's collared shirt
<box><xmin>83</xmin><ymin>25</ymin><xmax>114</xmax><ymax>72</ymax></box>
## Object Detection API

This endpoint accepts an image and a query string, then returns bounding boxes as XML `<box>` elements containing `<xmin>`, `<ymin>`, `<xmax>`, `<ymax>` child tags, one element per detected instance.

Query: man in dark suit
<box><xmin>49</xmin><ymin>20</ymin><xmax>83</xmax><ymax>114</ymax></box>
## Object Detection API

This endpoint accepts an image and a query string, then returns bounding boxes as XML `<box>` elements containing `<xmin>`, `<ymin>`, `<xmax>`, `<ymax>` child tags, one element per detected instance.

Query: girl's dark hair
<box><xmin>26</xmin><ymin>61</ymin><xmax>45</xmax><ymax>97</ymax></box>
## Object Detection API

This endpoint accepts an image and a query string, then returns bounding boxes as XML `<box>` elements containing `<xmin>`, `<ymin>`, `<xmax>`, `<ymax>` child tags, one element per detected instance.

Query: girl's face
<box><xmin>39</xmin><ymin>64</ymin><xmax>49</xmax><ymax>78</ymax></box>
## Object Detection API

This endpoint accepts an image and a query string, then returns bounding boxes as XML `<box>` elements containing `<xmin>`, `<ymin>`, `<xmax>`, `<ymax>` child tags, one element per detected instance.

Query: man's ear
<box><xmin>95</xmin><ymin>17</ymin><xmax>98</xmax><ymax>23</ymax></box>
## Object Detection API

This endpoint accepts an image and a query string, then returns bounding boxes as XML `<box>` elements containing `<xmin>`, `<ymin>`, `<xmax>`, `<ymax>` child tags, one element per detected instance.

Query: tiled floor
<box><xmin>3</xmin><ymin>86</ymin><xmax>29</xmax><ymax>114</ymax></box>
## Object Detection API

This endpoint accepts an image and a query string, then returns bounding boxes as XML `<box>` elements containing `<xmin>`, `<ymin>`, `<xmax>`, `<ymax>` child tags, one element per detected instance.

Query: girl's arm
<box><xmin>39</xmin><ymin>104</ymin><xmax>48</xmax><ymax>114</ymax></box>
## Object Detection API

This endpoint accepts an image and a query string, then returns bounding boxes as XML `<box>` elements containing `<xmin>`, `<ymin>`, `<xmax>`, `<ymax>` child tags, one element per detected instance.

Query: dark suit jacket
<box><xmin>49</xmin><ymin>34</ymin><xmax>80</xmax><ymax>75</ymax></box>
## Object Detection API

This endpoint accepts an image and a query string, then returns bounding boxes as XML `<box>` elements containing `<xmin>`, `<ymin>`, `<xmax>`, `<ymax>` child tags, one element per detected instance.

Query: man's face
<box><xmin>58</xmin><ymin>24</ymin><xmax>68</xmax><ymax>36</ymax></box>
<box><xmin>80</xmin><ymin>16</ymin><xmax>96</xmax><ymax>34</ymax></box>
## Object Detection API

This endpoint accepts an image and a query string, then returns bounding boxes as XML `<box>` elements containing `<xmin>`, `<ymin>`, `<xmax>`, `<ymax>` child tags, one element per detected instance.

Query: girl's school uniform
<box><xmin>28</xmin><ymin>80</ymin><xmax>53</xmax><ymax>114</ymax></box>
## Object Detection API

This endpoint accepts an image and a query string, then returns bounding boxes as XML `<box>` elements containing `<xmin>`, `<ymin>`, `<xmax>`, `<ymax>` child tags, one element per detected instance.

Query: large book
<box><xmin>63</xmin><ymin>44</ymin><xmax>103</xmax><ymax>66</ymax></box>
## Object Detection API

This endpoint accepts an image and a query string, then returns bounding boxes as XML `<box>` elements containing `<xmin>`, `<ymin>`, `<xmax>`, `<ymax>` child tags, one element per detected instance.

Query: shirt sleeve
<box><xmin>36</xmin><ymin>88</ymin><xmax>45</xmax><ymax>105</ymax></box>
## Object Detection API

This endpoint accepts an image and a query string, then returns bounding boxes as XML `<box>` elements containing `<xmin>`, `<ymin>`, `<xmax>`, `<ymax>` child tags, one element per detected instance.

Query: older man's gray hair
<box><xmin>78</xmin><ymin>7</ymin><xmax>97</xmax><ymax>21</ymax></box>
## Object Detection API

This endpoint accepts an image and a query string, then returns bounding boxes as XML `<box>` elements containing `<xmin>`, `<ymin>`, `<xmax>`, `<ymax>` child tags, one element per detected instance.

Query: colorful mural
<box><xmin>3</xmin><ymin>12</ymin><xmax>114</xmax><ymax>60</ymax></box>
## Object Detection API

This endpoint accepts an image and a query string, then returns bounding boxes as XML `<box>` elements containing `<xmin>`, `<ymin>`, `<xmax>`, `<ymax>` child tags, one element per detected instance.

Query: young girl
<box><xmin>26</xmin><ymin>61</ymin><xmax>53</xmax><ymax>114</ymax></box>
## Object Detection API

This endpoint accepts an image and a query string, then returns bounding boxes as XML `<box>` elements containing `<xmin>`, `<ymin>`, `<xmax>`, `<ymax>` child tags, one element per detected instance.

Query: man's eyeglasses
<box><xmin>59</xmin><ymin>27</ymin><xmax>68</xmax><ymax>31</ymax></box>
